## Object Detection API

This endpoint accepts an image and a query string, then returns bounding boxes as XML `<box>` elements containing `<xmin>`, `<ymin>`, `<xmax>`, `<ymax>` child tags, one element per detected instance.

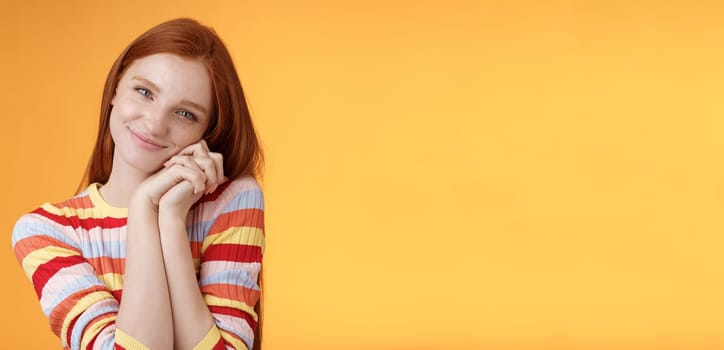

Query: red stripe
<box><xmin>88</xmin><ymin>332</ymin><xmax>97</xmax><ymax>350</ymax></box>
<box><xmin>86</xmin><ymin>319</ymin><xmax>115</xmax><ymax>350</ymax></box>
<box><xmin>86</xmin><ymin>256</ymin><xmax>125</xmax><ymax>276</ymax></box>
<box><xmin>209</xmin><ymin>305</ymin><xmax>257</xmax><ymax>331</ymax></box>
<box><xmin>111</xmin><ymin>290</ymin><xmax>123</xmax><ymax>302</ymax></box>
<box><xmin>212</xmin><ymin>336</ymin><xmax>226</xmax><ymax>350</ymax></box>
<box><xmin>218</xmin><ymin>329</ymin><xmax>248</xmax><ymax>349</ymax></box>
<box><xmin>32</xmin><ymin>207</ymin><xmax>127</xmax><ymax>230</ymax></box>
<box><xmin>195</xmin><ymin>181</ymin><xmax>232</xmax><ymax>205</ymax></box>
<box><xmin>56</xmin><ymin>195</ymin><xmax>95</xmax><ymax>210</ymax></box>
<box><xmin>32</xmin><ymin>255</ymin><xmax>86</xmax><ymax>298</ymax></box>
<box><xmin>203</xmin><ymin>244</ymin><xmax>262</xmax><ymax>263</ymax></box>
<box><xmin>14</xmin><ymin>235</ymin><xmax>79</xmax><ymax>264</ymax></box>
<box><xmin>66</xmin><ymin>312</ymin><xmax>80</xmax><ymax>345</ymax></box>
<box><xmin>190</xmin><ymin>241</ymin><xmax>202</xmax><ymax>259</ymax></box>
<box><xmin>208</xmin><ymin>209</ymin><xmax>264</xmax><ymax>236</ymax></box>
<box><xmin>202</xmin><ymin>284</ymin><xmax>260</xmax><ymax>306</ymax></box>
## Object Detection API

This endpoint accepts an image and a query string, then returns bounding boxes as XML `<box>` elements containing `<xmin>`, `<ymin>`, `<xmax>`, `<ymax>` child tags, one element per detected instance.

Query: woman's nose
<box><xmin>143</xmin><ymin>109</ymin><xmax>168</xmax><ymax>136</ymax></box>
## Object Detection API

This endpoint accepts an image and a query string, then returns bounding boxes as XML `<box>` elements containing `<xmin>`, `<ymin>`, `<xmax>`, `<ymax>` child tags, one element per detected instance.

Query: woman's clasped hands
<box><xmin>134</xmin><ymin>140</ymin><xmax>227</xmax><ymax>217</ymax></box>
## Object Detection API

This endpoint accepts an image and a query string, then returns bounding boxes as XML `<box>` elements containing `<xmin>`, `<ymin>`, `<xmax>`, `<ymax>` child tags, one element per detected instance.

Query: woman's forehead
<box><xmin>122</xmin><ymin>53</ymin><xmax>213</xmax><ymax>108</ymax></box>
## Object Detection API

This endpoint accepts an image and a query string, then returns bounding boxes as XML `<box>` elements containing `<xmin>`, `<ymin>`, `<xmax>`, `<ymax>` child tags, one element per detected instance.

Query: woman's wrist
<box><xmin>157</xmin><ymin>208</ymin><xmax>188</xmax><ymax>231</ymax></box>
<box><xmin>129</xmin><ymin>192</ymin><xmax>159</xmax><ymax>214</ymax></box>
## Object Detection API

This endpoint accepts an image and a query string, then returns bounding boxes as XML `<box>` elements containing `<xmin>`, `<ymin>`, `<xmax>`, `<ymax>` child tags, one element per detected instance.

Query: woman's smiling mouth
<box><xmin>128</xmin><ymin>127</ymin><xmax>166</xmax><ymax>150</ymax></box>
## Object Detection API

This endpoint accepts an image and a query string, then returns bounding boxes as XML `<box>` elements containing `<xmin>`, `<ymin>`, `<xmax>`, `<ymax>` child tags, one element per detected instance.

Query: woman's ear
<box><xmin>110</xmin><ymin>89</ymin><xmax>118</xmax><ymax>106</ymax></box>
<box><xmin>110</xmin><ymin>77</ymin><xmax>123</xmax><ymax>106</ymax></box>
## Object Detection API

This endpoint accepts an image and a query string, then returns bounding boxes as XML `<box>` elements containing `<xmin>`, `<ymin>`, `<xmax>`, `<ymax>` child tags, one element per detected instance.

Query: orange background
<box><xmin>2</xmin><ymin>1</ymin><xmax>724</xmax><ymax>349</ymax></box>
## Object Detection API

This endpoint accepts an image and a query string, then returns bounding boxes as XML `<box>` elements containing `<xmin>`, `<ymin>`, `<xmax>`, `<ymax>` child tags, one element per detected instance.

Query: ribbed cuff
<box><xmin>115</xmin><ymin>328</ymin><xmax>150</xmax><ymax>350</ymax></box>
<box><xmin>192</xmin><ymin>325</ymin><xmax>222</xmax><ymax>350</ymax></box>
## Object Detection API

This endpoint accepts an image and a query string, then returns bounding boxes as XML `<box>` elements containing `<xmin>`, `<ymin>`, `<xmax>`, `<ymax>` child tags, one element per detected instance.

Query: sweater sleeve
<box><xmin>195</xmin><ymin>177</ymin><xmax>265</xmax><ymax>350</ymax></box>
<box><xmin>11</xmin><ymin>208</ymin><xmax>148</xmax><ymax>350</ymax></box>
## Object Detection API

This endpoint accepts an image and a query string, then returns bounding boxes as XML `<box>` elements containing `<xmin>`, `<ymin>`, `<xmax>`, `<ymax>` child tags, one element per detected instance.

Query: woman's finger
<box><xmin>193</xmin><ymin>156</ymin><xmax>219</xmax><ymax>193</ymax></box>
<box><xmin>166</xmin><ymin>153</ymin><xmax>223</xmax><ymax>194</ymax></box>
<box><xmin>210</xmin><ymin>152</ymin><xmax>224</xmax><ymax>184</ymax></box>
<box><xmin>166</xmin><ymin>163</ymin><xmax>207</xmax><ymax>195</ymax></box>
<box><xmin>165</xmin><ymin>155</ymin><xmax>204</xmax><ymax>174</ymax></box>
<box><xmin>174</xmin><ymin>140</ymin><xmax>226</xmax><ymax>193</ymax></box>
<box><xmin>178</xmin><ymin>140</ymin><xmax>210</xmax><ymax>158</ymax></box>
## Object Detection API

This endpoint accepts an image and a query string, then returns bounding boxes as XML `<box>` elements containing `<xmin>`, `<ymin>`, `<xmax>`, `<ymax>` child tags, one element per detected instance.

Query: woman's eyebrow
<box><xmin>131</xmin><ymin>76</ymin><xmax>161</xmax><ymax>93</ymax></box>
<box><xmin>181</xmin><ymin>99</ymin><xmax>209</xmax><ymax>115</ymax></box>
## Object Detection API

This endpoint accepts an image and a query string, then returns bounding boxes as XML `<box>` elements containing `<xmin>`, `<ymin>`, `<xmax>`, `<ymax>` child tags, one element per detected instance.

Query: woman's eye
<box><xmin>178</xmin><ymin>110</ymin><xmax>196</xmax><ymax>121</ymax></box>
<box><xmin>135</xmin><ymin>87</ymin><xmax>152</xmax><ymax>98</ymax></box>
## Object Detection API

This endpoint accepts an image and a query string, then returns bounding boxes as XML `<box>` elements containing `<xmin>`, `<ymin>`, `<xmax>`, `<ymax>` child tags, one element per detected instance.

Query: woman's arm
<box><xmin>116</xmin><ymin>161</ymin><xmax>210</xmax><ymax>350</ymax></box>
<box><xmin>160</xmin><ymin>178</ymin><xmax>265</xmax><ymax>350</ymax></box>
<box><xmin>159</xmin><ymin>211</ymin><xmax>217</xmax><ymax>349</ymax></box>
<box><xmin>12</xmin><ymin>202</ymin><xmax>180</xmax><ymax>350</ymax></box>
<box><xmin>155</xmin><ymin>141</ymin><xmax>228</xmax><ymax>349</ymax></box>
<box><xmin>114</xmin><ymin>197</ymin><xmax>174</xmax><ymax>350</ymax></box>
<box><xmin>12</xmin><ymin>210</ymin><xmax>123</xmax><ymax>349</ymax></box>
<box><xmin>156</xmin><ymin>178</ymin><xmax>216</xmax><ymax>349</ymax></box>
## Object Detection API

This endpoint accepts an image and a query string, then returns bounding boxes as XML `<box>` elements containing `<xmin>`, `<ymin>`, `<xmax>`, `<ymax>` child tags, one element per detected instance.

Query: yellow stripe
<box><xmin>98</xmin><ymin>273</ymin><xmax>124</xmax><ymax>290</ymax></box>
<box><xmin>40</xmin><ymin>184</ymin><xmax>129</xmax><ymax>218</ymax></box>
<box><xmin>41</xmin><ymin>203</ymin><xmax>108</xmax><ymax>220</ymax></box>
<box><xmin>60</xmin><ymin>291</ymin><xmax>114</xmax><ymax>346</ymax></box>
<box><xmin>80</xmin><ymin>314</ymin><xmax>114</xmax><ymax>349</ymax></box>
<box><xmin>219</xmin><ymin>329</ymin><xmax>249</xmax><ymax>350</ymax></box>
<box><xmin>204</xmin><ymin>294</ymin><xmax>258</xmax><ymax>322</ymax></box>
<box><xmin>201</xmin><ymin>226</ymin><xmax>265</xmax><ymax>254</ymax></box>
<box><xmin>87</xmin><ymin>183</ymin><xmax>128</xmax><ymax>217</ymax></box>
<box><xmin>192</xmin><ymin>326</ymin><xmax>222</xmax><ymax>350</ymax></box>
<box><xmin>115</xmin><ymin>328</ymin><xmax>151</xmax><ymax>350</ymax></box>
<box><xmin>22</xmin><ymin>246</ymin><xmax>78</xmax><ymax>277</ymax></box>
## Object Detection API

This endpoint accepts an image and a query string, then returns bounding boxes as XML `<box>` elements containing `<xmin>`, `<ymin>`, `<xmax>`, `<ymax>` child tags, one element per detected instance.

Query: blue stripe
<box><xmin>98</xmin><ymin>334</ymin><xmax>116</xmax><ymax>350</ymax></box>
<box><xmin>44</xmin><ymin>275</ymin><xmax>109</xmax><ymax>316</ymax></box>
<box><xmin>200</xmin><ymin>270</ymin><xmax>259</xmax><ymax>291</ymax></box>
<box><xmin>12</xmin><ymin>214</ymin><xmax>81</xmax><ymax>249</ymax></box>
<box><xmin>220</xmin><ymin>188</ymin><xmax>264</xmax><ymax>216</ymax></box>
<box><xmin>77</xmin><ymin>239</ymin><xmax>127</xmax><ymax>259</ymax></box>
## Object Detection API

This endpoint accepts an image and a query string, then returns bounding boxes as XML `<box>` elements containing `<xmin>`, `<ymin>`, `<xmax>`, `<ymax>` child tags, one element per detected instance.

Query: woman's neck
<box><xmin>98</xmin><ymin>159</ymin><xmax>152</xmax><ymax>208</ymax></box>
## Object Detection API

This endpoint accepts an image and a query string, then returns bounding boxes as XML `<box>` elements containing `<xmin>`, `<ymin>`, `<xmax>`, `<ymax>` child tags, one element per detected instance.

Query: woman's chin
<box><xmin>123</xmin><ymin>157</ymin><xmax>167</xmax><ymax>177</ymax></box>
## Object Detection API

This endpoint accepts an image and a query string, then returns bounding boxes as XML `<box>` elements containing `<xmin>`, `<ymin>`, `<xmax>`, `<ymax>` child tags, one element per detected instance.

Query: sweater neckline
<box><xmin>88</xmin><ymin>183</ymin><xmax>128</xmax><ymax>218</ymax></box>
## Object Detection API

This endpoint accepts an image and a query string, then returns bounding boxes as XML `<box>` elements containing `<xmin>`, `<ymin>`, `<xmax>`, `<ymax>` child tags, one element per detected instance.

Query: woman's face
<box><xmin>109</xmin><ymin>53</ymin><xmax>213</xmax><ymax>176</ymax></box>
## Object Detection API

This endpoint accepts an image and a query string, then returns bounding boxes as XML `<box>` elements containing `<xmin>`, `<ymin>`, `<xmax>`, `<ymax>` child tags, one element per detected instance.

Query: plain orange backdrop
<box><xmin>2</xmin><ymin>1</ymin><xmax>724</xmax><ymax>349</ymax></box>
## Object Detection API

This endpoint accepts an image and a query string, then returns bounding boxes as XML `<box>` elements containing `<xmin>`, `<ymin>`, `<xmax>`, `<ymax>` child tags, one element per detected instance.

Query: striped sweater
<box><xmin>12</xmin><ymin>176</ymin><xmax>264</xmax><ymax>350</ymax></box>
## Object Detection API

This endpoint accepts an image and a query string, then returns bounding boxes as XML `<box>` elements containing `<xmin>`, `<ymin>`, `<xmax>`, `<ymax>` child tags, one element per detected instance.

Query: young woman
<box><xmin>11</xmin><ymin>18</ymin><xmax>264</xmax><ymax>350</ymax></box>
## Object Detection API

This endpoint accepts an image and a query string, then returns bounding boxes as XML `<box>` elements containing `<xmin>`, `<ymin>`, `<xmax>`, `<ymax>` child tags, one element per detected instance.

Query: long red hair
<box><xmin>80</xmin><ymin>18</ymin><xmax>264</xmax><ymax>349</ymax></box>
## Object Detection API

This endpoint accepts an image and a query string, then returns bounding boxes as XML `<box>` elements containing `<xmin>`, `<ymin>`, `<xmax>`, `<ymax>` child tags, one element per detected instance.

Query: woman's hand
<box><xmin>158</xmin><ymin>140</ymin><xmax>226</xmax><ymax>217</ymax></box>
<box><xmin>131</xmin><ymin>160</ymin><xmax>207</xmax><ymax>211</ymax></box>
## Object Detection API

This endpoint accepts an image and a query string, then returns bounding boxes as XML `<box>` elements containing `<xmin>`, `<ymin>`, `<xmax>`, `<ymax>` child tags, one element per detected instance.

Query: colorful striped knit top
<box><xmin>11</xmin><ymin>176</ymin><xmax>264</xmax><ymax>350</ymax></box>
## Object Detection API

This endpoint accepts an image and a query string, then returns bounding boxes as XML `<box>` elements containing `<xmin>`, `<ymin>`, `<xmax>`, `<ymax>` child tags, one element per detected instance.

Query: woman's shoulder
<box><xmin>11</xmin><ymin>189</ymin><xmax>92</xmax><ymax>248</ymax></box>
<box><xmin>202</xmin><ymin>175</ymin><xmax>262</xmax><ymax>200</ymax></box>
<box><xmin>21</xmin><ymin>186</ymin><xmax>96</xmax><ymax>219</ymax></box>
<box><xmin>16</xmin><ymin>189</ymin><xmax>95</xmax><ymax>227</ymax></box>
<box><xmin>193</xmin><ymin>175</ymin><xmax>264</xmax><ymax>213</ymax></box>
<box><xmin>223</xmin><ymin>175</ymin><xmax>262</xmax><ymax>192</ymax></box>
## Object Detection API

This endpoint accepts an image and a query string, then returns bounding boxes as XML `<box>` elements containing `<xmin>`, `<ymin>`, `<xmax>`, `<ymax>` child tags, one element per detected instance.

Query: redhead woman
<box><xmin>11</xmin><ymin>18</ymin><xmax>264</xmax><ymax>350</ymax></box>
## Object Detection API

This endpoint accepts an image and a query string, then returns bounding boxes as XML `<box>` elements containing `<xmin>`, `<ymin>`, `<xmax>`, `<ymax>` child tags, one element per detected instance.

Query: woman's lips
<box><xmin>128</xmin><ymin>127</ymin><xmax>166</xmax><ymax>150</ymax></box>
